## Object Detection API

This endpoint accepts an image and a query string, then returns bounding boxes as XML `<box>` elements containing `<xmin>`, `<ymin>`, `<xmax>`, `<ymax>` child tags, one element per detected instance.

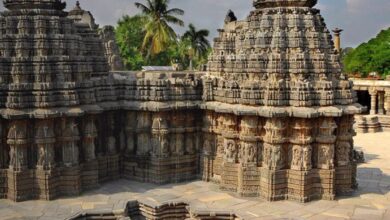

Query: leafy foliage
<box><xmin>135</xmin><ymin>0</ymin><xmax>184</xmax><ymax>57</ymax></box>
<box><xmin>343</xmin><ymin>28</ymin><xmax>390</xmax><ymax>77</ymax></box>
<box><xmin>115</xmin><ymin>0</ymin><xmax>211</xmax><ymax>71</ymax></box>
<box><xmin>115</xmin><ymin>15</ymin><xmax>147</xmax><ymax>70</ymax></box>
<box><xmin>182</xmin><ymin>23</ymin><xmax>211</xmax><ymax>60</ymax></box>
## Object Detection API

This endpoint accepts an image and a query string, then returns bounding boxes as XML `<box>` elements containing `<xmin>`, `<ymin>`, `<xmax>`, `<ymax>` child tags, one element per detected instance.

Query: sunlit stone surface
<box><xmin>0</xmin><ymin>0</ymin><xmax>363</xmax><ymax>204</ymax></box>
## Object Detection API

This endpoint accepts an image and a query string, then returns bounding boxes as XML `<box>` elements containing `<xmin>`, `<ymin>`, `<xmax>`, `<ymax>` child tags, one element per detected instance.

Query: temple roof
<box><xmin>68</xmin><ymin>1</ymin><xmax>97</xmax><ymax>29</ymax></box>
<box><xmin>3</xmin><ymin>0</ymin><xmax>66</xmax><ymax>10</ymax></box>
<box><xmin>253</xmin><ymin>0</ymin><xmax>317</xmax><ymax>8</ymax></box>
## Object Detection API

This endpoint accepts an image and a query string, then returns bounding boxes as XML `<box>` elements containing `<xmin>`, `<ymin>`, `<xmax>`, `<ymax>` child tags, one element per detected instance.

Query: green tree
<box><xmin>135</xmin><ymin>0</ymin><xmax>184</xmax><ymax>57</ymax></box>
<box><xmin>182</xmin><ymin>24</ymin><xmax>211</xmax><ymax>70</ymax></box>
<box><xmin>182</xmin><ymin>23</ymin><xmax>211</xmax><ymax>59</ymax></box>
<box><xmin>115</xmin><ymin>15</ymin><xmax>147</xmax><ymax>70</ymax></box>
<box><xmin>343</xmin><ymin>27</ymin><xmax>390</xmax><ymax>77</ymax></box>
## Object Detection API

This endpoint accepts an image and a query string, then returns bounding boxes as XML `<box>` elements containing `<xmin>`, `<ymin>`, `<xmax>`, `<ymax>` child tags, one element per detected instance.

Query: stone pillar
<box><xmin>385</xmin><ymin>90</ymin><xmax>390</xmax><ymax>115</ymax></box>
<box><xmin>105</xmin><ymin>112</ymin><xmax>120</xmax><ymax>181</ymax></box>
<box><xmin>316</xmin><ymin>118</ymin><xmax>337</xmax><ymax>200</ymax></box>
<box><xmin>237</xmin><ymin>116</ymin><xmax>260</xmax><ymax>197</ymax></box>
<box><xmin>35</xmin><ymin>120</ymin><xmax>57</xmax><ymax>200</ymax></box>
<box><xmin>57</xmin><ymin>118</ymin><xmax>81</xmax><ymax>196</ymax></box>
<box><xmin>122</xmin><ymin>112</ymin><xmax>136</xmax><ymax>180</ymax></box>
<box><xmin>0</xmin><ymin>121</ymin><xmax>8</xmax><ymax>199</ymax></box>
<box><xmin>261</xmin><ymin>118</ymin><xmax>287</xmax><ymax>201</ymax></box>
<box><xmin>378</xmin><ymin>92</ymin><xmax>385</xmax><ymax>115</ymax></box>
<box><xmin>335</xmin><ymin>116</ymin><xmax>355</xmax><ymax>195</ymax></box>
<box><xmin>6</xmin><ymin>120</ymin><xmax>32</xmax><ymax>201</ymax></box>
<box><xmin>332</xmin><ymin>28</ymin><xmax>343</xmax><ymax>53</ymax></box>
<box><xmin>289</xmin><ymin>119</ymin><xmax>314</xmax><ymax>202</ymax></box>
<box><xmin>81</xmin><ymin>116</ymin><xmax>99</xmax><ymax>190</ymax></box>
<box><xmin>369</xmin><ymin>90</ymin><xmax>377</xmax><ymax>115</ymax></box>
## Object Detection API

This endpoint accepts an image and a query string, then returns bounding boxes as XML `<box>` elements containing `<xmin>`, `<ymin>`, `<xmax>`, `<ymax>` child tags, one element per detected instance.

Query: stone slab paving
<box><xmin>1</xmin><ymin>132</ymin><xmax>390</xmax><ymax>220</ymax></box>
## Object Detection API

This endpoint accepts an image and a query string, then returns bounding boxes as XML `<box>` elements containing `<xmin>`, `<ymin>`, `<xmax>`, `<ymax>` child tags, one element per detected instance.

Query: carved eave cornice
<box><xmin>201</xmin><ymin>102</ymin><xmax>364</xmax><ymax>118</ymax></box>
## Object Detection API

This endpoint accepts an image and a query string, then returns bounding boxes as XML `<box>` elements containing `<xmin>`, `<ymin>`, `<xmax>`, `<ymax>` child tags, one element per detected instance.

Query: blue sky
<box><xmin>1</xmin><ymin>0</ymin><xmax>390</xmax><ymax>47</ymax></box>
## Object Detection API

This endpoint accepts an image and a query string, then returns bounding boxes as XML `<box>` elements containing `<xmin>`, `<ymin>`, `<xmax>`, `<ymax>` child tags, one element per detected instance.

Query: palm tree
<box><xmin>182</xmin><ymin>24</ymin><xmax>211</xmax><ymax>70</ymax></box>
<box><xmin>135</xmin><ymin>0</ymin><xmax>184</xmax><ymax>57</ymax></box>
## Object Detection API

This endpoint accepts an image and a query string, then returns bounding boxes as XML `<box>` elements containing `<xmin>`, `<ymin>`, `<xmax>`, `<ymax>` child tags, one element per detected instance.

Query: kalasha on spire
<box><xmin>3</xmin><ymin>0</ymin><xmax>66</xmax><ymax>10</ymax></box>
<box><xmin>253</xmin><ymin>0</ymin><xmax>318</xmax><ymax>8</ymax></box>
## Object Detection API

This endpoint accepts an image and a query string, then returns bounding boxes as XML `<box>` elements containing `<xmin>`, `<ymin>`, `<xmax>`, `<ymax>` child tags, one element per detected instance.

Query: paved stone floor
<box><xmin>1</xmin><ymin>132</ymin><xmax>390</xmax><ymax>220</ymax></box>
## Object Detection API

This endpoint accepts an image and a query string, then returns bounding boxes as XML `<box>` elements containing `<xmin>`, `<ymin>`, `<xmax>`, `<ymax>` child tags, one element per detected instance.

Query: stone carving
<box><xmin>99</xmin><ymin>25</ymin><xmax>124</xmax><ymax>71</ymax></box>
<box><xmin>263</xmin><ymin>143</ymin><xmax>285</xmax><ymax>170</ymax></box>
<box><xmin>35</xmin><ymin>121</ymin><xmax>56</xmax><ymax>170</ymax></box>
<box><xmin>239</xmin><ymin>142</ymin><xmax>257</xmax><ymax>165</ymax></box>
<box><xmin>151</xmin><ymin>114</ymin><xmax>170</xmax><ymax>158</ymax></box>
<box><xmin>59</xmin><ymin>118</ymin><xmax>80</xmax><ymax>167</ymax></box>
<box><xmin>0</xmin><ymin>0</ymin><xmax>362</xmax><ymax>203</ymax></box>
<box><xmin>224</xmin><ymin>140</ymin><xmax>237</xmax><ymax>163</ymax></box>
<box><xmin>7</xmin><ymin>121</ymin><xmax>28</xmax><ymax>171</ymax></box>
<box><xmin>83</xmin><ymin>118</ymin><xmax>97</xmax><ymax>162</ymax></box>
<box><xmin>291</xmin><ymin>145</ymin><xmax>312</xmax><ymax>171</ymax></box>
<box><xmin>317</xmin><ymin>144</ymin><xmax>334</xmax><ymax>169</ymax></box>
<box><xmin>224</xmin><ymin>10</ymin><xmax>237</xmax><ymax>24</ymax></box>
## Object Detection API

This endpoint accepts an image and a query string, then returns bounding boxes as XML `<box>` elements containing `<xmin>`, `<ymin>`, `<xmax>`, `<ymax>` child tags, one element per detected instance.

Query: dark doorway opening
<box><xmin>356</xmin><ymin>90</ymin><xmax>371</xmax><ymax>114</ymax></box>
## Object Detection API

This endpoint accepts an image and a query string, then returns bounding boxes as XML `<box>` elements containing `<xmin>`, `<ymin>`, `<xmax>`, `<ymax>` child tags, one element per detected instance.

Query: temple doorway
<box><xmin>356</xmin><ymin>90</ymin><xmax>371</xmax><ymax>114</ymax></box>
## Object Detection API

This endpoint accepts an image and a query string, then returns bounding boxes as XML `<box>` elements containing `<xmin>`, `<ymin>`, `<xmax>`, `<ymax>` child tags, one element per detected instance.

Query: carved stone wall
<box><xmin>200</xmin><ymin>112</ymin><xmax>356</xmax><ymax>201</ymax></box>
<box><xmin>0</xmin><ymin>0</ymin><xmax>362</xmax><ymax>203</ymax></box>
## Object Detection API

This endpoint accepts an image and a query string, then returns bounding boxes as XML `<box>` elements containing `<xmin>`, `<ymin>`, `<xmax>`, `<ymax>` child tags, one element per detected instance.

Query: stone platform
<box><xmin>0</xmin><ymin>132</ymin><xmax>389</xmax><ymax>220</ymax></box>
<box><xmin>355</xmin><ymin>115</ymin><xmax>390</xmax><ymax>133</ymax></box>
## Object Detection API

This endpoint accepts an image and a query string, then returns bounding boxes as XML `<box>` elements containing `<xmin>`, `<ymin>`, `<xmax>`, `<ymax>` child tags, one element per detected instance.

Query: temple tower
<box><xmin>203</xmin><ymin>0</ymin><xmax>362</xmax><ymax>202</ymax></box>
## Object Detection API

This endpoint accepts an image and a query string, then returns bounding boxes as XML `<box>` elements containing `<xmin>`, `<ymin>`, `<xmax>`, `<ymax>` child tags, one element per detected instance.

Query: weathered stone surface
<box><xmin>0</xmin><ymin>0</ymin><xmax>362</xmax><ymax>203</ymax></box>
<box><xmin>201</xmin><ymin>0</ymin><xmax>363</xmax><ymax>202</ymax></box>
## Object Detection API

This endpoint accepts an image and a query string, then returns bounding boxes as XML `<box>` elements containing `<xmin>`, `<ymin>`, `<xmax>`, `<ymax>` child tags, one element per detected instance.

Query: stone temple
<box><xmin>0</xmin><ymin>0</ymin><xmax>362</xmax><ymax>203</ymax></box>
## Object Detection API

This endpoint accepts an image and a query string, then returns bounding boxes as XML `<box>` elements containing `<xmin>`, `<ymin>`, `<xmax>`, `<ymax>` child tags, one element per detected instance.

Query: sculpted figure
<box><xmin>337</xmin><ymin>142</ymin><xmax>351</xmax><ymax>166</ymax></box>
<box><xmin>303</xmin><ymin>147</ymin><xmax>312</xmax><ymax>169</ymax></box>
<box><xmin>161</xmin><ymin>135</ymin><xmax>170</xmax><ymax>157</ymax></box>
<box><xmin>292</xmin><ymin>147</ymin><xmax>301</xmax><ymax>168</ymax></box>
<box><xmin>9</xmin><ymin>146</ymin><xmax>15</xmax><ymax>168</ymax></box>
<box><xmin>224</xmin><ymin>141</ymin><xmax>237</xmax><ymax>162</ymax></box>
<box><xmin>318</xmin><ymin>145</ymin><xmax>334</xmax><ymax>169</ymax></box>
<box><xmin>37</xmin><ymin>144</ymin><xmax>54</xmax><ymax>169</ymax></box>
<box><xmin>263</xmin><ymin>144</ymin><xmax>272</xmax><ymax>168</ymax></box>
<box><xmin>84</xmin><ymin>141</ymin><xmax>96</xmax><ymax>161</ymax></box>
<box><xmin>175</xmin><ymin>134</ymin><xmax>185</xmax><ymax>156</ymax></box>
<box><xmin>272</xmin><ymin>146</ymin><xmax>283</xmax><ymax>169</ymax></box>
<box><xmin>83</xmin><ymin>119</ymin><xmax>97</xmax><ymax>161</ymax></box>
<box><xmin>239</xmin><ymin>142</ymin><xmax>257</xmax><ymax>164</ymax></box>
<box><xmin>203</xmin><ymin>138</ymin><xmax>211</xmax><ymax>155</ymax></box>
<box><xmin>37</xmin><ymin>145</ymin><xmax>45</xmax><ymax>166</ymax></box>
<box><xmin>108</xmin><ymin>136</ymin><xmax>116</xmax><ymax>154</ymax></box>
<box><xmin>126</xmin><ymin>134</ymin><xmax>135</xmax><ymax>154</ymax></box>
<box><xmin>186</xmin><ymin>134</ymin><xmax>195</xmax><ymax>155</ymax></box>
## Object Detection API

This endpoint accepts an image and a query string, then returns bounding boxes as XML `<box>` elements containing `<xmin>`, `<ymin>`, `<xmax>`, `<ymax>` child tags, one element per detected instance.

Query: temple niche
<box><xmin>0</xmin><ymin>0</ymin><xmax>362</xmax><ymax>203</ymax></box>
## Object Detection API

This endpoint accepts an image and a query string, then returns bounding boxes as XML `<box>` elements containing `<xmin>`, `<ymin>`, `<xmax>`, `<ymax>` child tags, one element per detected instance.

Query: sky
<box><xmin>1</xmin><ymin>0</ymin><xmax>390</xmax><ymax>48</ymax></box>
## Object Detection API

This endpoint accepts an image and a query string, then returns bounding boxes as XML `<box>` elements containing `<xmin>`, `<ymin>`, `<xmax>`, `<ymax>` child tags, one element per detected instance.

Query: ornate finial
<box><xmin>75</xmin><ymin>1</ymin><xmax>81</xmax><ymax>10</ymax></box>
<box><xmin>332</xmin><ymin>28</ymin><xmax>344</xmax><ymax>35</ymax></box>
<box><xmin>225</xmin><ymin>10</ymin><xmax>237</xmax><ymax>24</ymax></box>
